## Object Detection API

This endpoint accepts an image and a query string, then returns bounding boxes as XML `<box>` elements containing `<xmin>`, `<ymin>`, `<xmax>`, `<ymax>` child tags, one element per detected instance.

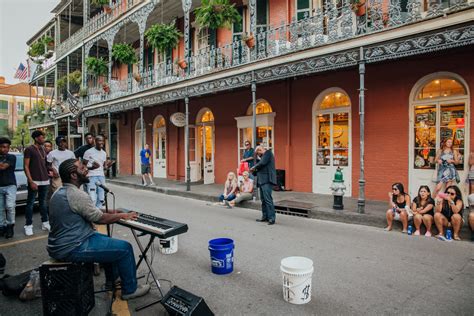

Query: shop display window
<box><xmin>414</xmin><ymin>105</ymin><xmax>437</xmax><ymax>169</ymax></box>
<box><xmin>316</xmin><ymin>112</ymin><xmax>349</xmax><ymax>167</ymax></box>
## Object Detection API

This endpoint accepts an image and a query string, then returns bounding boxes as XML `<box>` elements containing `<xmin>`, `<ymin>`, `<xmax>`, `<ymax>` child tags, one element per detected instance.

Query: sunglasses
<box><xmin>392</xmin><ymin>188</ymin><xmax>399</xmax><ymax>191</ymax></box>
<box><xmin>447</xmin><ymin>192</ymin><xmax>456</xmax><ymax>196</ymax></box>
<box><xmin>245</xmin><ymin>143</ymin><xmax>250</xmax><ymax>146</ymax></box>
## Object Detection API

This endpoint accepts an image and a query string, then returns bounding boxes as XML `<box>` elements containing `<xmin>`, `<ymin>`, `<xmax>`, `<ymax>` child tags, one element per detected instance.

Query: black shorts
<box><xmin>141</xmin><ymin>164</ymin><xmax>151</xmax><ymax>175</ymax></box>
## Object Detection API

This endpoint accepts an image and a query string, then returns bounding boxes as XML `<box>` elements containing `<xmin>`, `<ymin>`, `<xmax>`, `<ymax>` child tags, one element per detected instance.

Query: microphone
<box><xmin>96</xmin><ymin>182</ymin><xmax>112</xmax><ymax>194</ymax></box>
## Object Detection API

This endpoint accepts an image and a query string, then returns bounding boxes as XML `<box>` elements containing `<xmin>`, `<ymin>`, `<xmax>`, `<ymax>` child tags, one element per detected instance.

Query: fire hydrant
<box><xmin>329</xmin><ymin>167</ymin><xmax>346</xmax><ymax>210</ymax></box>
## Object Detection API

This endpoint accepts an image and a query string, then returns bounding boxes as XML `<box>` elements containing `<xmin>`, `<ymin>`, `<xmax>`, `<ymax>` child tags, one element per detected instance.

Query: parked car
<box><xmin>11</xmin><ymin>152</ymin><xmax>28</xmax><ymax>205</ymax></box>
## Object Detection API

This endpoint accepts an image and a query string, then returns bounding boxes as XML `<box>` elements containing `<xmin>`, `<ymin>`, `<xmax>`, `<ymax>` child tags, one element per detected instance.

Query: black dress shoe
<box><xmin>256</xmin><ymin>218</ymin><xmax>268</xmax><ymax>222</ymax></box>
<box><xmin>5</xmin><ymin>224</ymin><xmax>14</xmax><ymax>239</ymax></box>
<box><xmin>267</xmin><ymin>221</ymin><xmax>275</xmax><ymax>225</ymax></box>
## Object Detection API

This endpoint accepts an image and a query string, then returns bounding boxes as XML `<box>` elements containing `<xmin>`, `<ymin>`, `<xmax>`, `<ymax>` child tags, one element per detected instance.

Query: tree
<box><xmin>11</xmin><ymin>122</ymin><xmax>31</xmax><ymax>150</ymax></box>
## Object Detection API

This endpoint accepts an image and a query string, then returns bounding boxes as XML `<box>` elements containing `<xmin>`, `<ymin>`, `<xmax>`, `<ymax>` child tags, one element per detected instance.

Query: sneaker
<box><xmin>121</xmin><ymin>284</ymin><xmax>150</xmax><ymax>300</ymax></box>
<box><xmin>414</xmin><ymin>230</ymin><xmax>420</xmax><ymax>236</ymax></box>
<box><xmin>425</xmin><ymin>231</ymin><xmax>432</xmax><ymax>237</ymax></box>
<box><xmin>142</xmin><ymin>183</ymin><xmax>148</xmax><ymax>187</ymax></box>
<box><xmin>41</xmin><ymin>221</ymin><xmax>51</xmax><ymax>232</ymax></box>
<box><xmin>437</xmin><ymin>235</ymin><xmax>447</xmax><ymax>241</ymax></box>
<box><xmin>150</xmin><ymin>182</ymin><xmax>155</xmax><ymax>186</ymax></box>
<box><xmin>24</xmin><ymin>225</ymin><xmax>33</xmax><ymax>236</ymax></box>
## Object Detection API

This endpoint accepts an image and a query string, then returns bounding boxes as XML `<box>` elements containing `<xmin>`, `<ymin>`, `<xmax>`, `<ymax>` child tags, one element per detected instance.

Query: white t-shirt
<box><xmin>47</xmin><ymin>149</ymin><xmax>76</xmax><ymax>173</ymax></box>
<box><xmin>83</xmin><ymin>147</ymin><xmax>107</xmax><ymax>177</ymax></box>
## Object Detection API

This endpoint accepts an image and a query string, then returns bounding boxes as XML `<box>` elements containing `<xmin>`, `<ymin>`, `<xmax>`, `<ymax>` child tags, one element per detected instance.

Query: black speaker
<box><xmin>161</xmin><ymin>286</ymin><xmax>214</xmax><ymax>316</ymax></box>
<box><xmin>39</xmin><ymin>261</ymin><xmax>94</xmax><ymax>316</ymax></box>
<box><xmin>274</xmin><ymin>169</ymin><xmax>285</xmax><ymax>191</ymax></box>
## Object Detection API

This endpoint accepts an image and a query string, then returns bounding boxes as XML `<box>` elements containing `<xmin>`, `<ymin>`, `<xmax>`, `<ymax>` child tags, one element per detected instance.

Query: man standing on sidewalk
<box><xmin>139</xmin><ymin>144</ymin><xmax>155</xmax><ymax>186</ymax></box>
<box><xmin>83</xmin><ymin>135</ymin><xmax>114</xmax><ymax>208</ymax></box>
<box><xmin>250</xmin><ymin>146</ymin><xmax>277</xmax><ymax>225</ymax></box>
<box><xmin>74</xmin><ymin>133</ymin><xmax>95</xmax><ymax>160</ymax></box>
<box><xmin>0</xmin><ymin>137</ymin><xmax>16</xmax><ymax>239</ymax></box>
<box><xmin>24</xmin><ymin>130</ymin><xmax>50</xmax><ymax>236</ymax></box>
<box><xmin>47</xmin><ymin>136</ymin><xmax>75</xmax><ymax>196</ymax></box>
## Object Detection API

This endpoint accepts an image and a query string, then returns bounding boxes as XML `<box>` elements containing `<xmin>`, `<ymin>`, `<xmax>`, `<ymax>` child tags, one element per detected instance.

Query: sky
<box><xmin>0</xmin><ymin>0</ymin><xmax>57</xmax><ymax>84</ymax></box>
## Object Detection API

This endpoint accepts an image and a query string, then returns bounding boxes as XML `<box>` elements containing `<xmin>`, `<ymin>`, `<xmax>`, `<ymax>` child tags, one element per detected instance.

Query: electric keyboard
<box><xmin>117</xmin><ymin>210</ymin><xmax>188</xmax><ymax>239</ymax></box>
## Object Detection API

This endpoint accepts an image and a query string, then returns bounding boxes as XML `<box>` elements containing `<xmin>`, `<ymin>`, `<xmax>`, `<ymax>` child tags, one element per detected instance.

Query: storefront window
<box><xmin>200</xmin><ymin>110</ymin><xmax>214</xmax><ymax>123</ymax></box>
<box><xmin>414</xmin><ymin>105</ymin><xmax>437</xmax><ymax>169</ymax></box>
<box><xmin>417</xmin><ymin>79</ymin><xmax>466</xmax><ymax>100</ymax></box>
<box><xmin>320</xmin><ymin>92</ymin><xmax>350</xmax><ymax>109</ymax></box>
<box><xmin>246</xmin><ymin>100</ymin><xmax>273</xmax><ymax>115</ymax></box>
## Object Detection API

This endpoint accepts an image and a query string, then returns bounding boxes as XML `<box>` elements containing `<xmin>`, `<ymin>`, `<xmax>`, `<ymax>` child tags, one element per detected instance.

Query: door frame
<box><xmin>312</xmin><ymin>88</ymin><xmax>352</xmax><ymax>196</ymax></box>
<box><xmin>134</xmin><ymin>118</ymin><xmax>145</xmax><ymax>175</ymax></box>
<box><xmin>152</xmin><ymin>115</ymin><xmax>167</xmax><ymax>178</ymax></box>
<box><xmin>408</xmin><ymin>72</ymin><xmax>470</xmax><ymax>199</ymax></box>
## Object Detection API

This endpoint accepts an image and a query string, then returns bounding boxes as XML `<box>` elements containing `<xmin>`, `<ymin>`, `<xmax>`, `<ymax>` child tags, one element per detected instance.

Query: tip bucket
<box><xmin>208</xmin><ymin>238</ymin><xmax>234</xmax><ymax>275</ymax></box>
<box><xmin>158</xmin><ymin>236</ymin><xmax>178</xmax><ymax>255</ymax></box>
<box><xmin>280</xmin><ymin>256</ymin><xmax>313</xmax><ymax>305</ymax></box>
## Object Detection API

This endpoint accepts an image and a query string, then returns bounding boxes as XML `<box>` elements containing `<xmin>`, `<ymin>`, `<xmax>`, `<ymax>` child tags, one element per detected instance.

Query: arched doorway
<box><xmin>235</xmin><ymin>99</ymin><xmax>276</xmax><ymax>162</ymax></box>
<box><xmin>196</xmin><ymin>108</ymin><xmax>215</xmax><ymax>184</ymax></box>
<box><xmin>312</xmin><ymin>89</ymin><xmax>352</xmax><ymax>195</ymax></box>
<box><xmin>134</xmin><ymin>118</ymin><xmax>145</xmax><ymax>175</ymax></box>
<box><xmin>153</xmin><ymin>115</ymin><xmax>166</xmax><ymax>178</ymax></box>
<box><xmin>409</xmin><ymin>73</ymin><xmax>470</xmax><ymax>199</ymax></box>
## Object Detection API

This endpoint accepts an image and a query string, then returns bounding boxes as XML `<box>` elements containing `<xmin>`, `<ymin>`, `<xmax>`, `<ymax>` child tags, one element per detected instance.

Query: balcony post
<box><xmin>140</xmin><ymin>105</ymin><xmax>144</xmax><ymax>150</ymax></box>
<box><xmin>66</xmin><ymin>55</ymin><xmax>70</xmax><ymax>92</ymax></box>
<box><xmin>182</xmin><ymin>0</ymin><xmax>192</xmax><ymax>69</ymax></box>
<box><xmin>185</xmin><ymin>96</ymin><xmax>190</xmax><ymax>192</ymax></box>
<box><xmin>251</xmin><ymin>74</ymin><xmax>257</xmax><ymax>148</ymax></box>
<box><xmin>67</xmin><ymin>116</ymin><xmax>71</xmax><ymax>149</ymax></box>
<box><xmin>358</xmin><ymin>46</ymin><xmax>366</xmax><ymax>214</ymax></box>
<box><xmin>83</xmin><ymin>0</ymin><xmax>88</xmax><ymax>24</ymax></box>
<box><xmin>249</xmin><ymin>0</ymin><xmax>257</xmax><ymax>36</ymax></box>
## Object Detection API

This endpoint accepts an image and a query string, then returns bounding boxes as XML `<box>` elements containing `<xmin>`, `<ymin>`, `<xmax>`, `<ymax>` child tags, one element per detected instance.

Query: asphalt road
<box><xmin>1</xmin><ymin>184</ymin><xmax>473</xmax><ymax>315</ymax></box>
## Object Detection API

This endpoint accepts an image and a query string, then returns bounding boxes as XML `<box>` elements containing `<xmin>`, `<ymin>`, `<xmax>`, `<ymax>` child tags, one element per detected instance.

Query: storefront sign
<box><xmin>171</xmin><ymin>112</ymin><xmax>186</xmax><ymax>127</ymax></box>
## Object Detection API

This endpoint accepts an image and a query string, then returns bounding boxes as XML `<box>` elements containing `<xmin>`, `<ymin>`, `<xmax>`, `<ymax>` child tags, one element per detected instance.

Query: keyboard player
<box><xmin>47</xmin><ymin>158</ymin><xmax>150</xmax><ymax>300</ymax></box>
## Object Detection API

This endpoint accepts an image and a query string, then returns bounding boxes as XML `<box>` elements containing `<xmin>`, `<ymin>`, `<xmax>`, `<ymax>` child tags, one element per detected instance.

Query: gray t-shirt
<box><xmin>47</xmin><ymin>183</ymin><xmax>103</xmax><ymax>259</ymax></box>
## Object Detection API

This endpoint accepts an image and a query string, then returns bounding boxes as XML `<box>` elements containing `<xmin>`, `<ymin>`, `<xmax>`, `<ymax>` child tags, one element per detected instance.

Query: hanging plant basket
<box><xmin>145</xmin><ymin>22</ymin><xmax>182</xmax><ymax>54</ymax></box>
<box><xmin>85</xmin><ymin>57</ymin><xmax>108</xmax><ymax>77</ymax></box>
<box><xmin>133</xmin><ymin>72</ymin><xmax>142</xmax><ymax>82</ymax></box>
<box><xmin>194</xmin><ymin>0</ymin><xmax>242</xmax><ymax>30</ymax></box>
<box><xmin>242</xmin><ymin>33</ymin><xmax>255</xmax><ymax>49</ymax></box>
<box><xmin>103</xmin><ymin>5</ymin><xmax>112</xmax><ymax>14</ymax></box>
<box><xmin>178</xmin><ymin>60</ymin><xmax>187</xmax><ymax>69</ymax></box>
<box><xmin>112</xmin><ymin>43</ymin><xmax>137</xmax><ymax>65</ymax></box>
<box><xmin>102</xmin><ymin>83</ymin><xmax>110</xmax><ymax>93</ymax></box>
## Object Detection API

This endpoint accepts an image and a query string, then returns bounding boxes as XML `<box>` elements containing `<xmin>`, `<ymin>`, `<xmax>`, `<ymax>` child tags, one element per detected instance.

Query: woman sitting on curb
<box><xmin>228</xmin><ymin>171</ymin><xmax>254</xmax><ymax>208</ymax></box>
<box><xmin>385</xmin><ymin>183</ymin><xmax>412</xmax><ymax>233</ymax></box>
<box><xmin>412</xmin><ymin>185</ymin><xmax>435</xmax><ymax>237</ymax></box>
<box><xmin>218</xmin><ymin>172</ymin><xmax>238</xmax><ymax>205</ymax></box>
<box><xmin>434</xmin><ymin>185</ymin><xmax>464</xmax><ymax>241</ymax></box>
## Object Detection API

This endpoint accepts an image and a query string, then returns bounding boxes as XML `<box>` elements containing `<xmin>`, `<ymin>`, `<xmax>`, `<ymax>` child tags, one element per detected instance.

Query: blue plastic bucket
<box><xmin>208</xmin><ymin>238</ymin><xmax>234</xmax><ymax>275</ymax></box>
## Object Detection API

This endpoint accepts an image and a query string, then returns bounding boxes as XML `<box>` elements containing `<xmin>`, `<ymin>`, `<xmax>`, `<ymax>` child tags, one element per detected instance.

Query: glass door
<box><xmin>203</xmin><ymin>125</ymin><xmax>215</xmax><ymax>184</ymax></box>
<box><xmin>153</xmin><ymin>127</ymin><xmax>166</xmax><ymax>178</ymax></box>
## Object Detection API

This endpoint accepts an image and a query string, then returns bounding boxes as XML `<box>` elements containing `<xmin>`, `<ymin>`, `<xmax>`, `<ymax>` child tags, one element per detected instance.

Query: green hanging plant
<box><xmin>91</xmin><ymin>0</ymin><xmax>109</xmax><ymax>6</ymax></box>
<box><xmin>57</xmin><ymin>77</ymin><xmax>66</xmax><ymax>90</ymax></box>
<box><xmin>85</xmin><ymin>57</ymin><xmax>108</xmax><ymax>76</ymax></box>
<box><xmin>28</xmin><ymin>41</ymin><xmax>45</xmax><ymax>57</ymax></box>
<box><xmin>145</xmin><ymin>21</ymin><xmax>183</xmax><ymax>54</ymax></box>
<box><xmin>112</xmin><ymin>43</ymin><xmax>138</xmax><ymax>65</ymax></box>
<box><xmin>42</xmin><ymin>35</ymin><xmax>54</xmax><ymax>47</ymax></box>
<box><xmin>68</xmin><ymin>70</ymin><xmax>82</xmax><ymax>86</ymax></box>
<box><xmin>194</xmin><ymin>0</ymin><xmax>242</xmax><ymax>30</ymax></box>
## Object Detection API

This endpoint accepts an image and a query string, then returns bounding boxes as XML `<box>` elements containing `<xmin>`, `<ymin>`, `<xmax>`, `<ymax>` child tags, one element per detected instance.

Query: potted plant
<box><xmin>28</xmin><ymin>41</ymin><xmax>45</xmax><ymax>58</ymax></box>
<box><xmin>194</xmin><ymin>0</ymin><xmax>242</xmax><ymax>30</ymax></box>
<box><xmin>42</xmin><ymin>35</ymin><xmax>54</xmax><ymax>48</ymax></box>
<box><xmin>79</xmin><ymin>86</ymin><xmax>88</xmax><ymax>97</ymax></box>
<box><xmin>102</xmin><ymin>83</ymin><xmax>110</xmax><ymax>93</ymax></box>
<box><xmin>112</xmin><ymin>43</ymin><xmax>138</xmax><ymax>65</ymax></box>
<box><xmin>85</xmin><ymin>57</ymin><xmax>108</xmax><ymax>77</ymax></box>
<box><xmin>92</xmin><ymin>0</ymin><xmax>112</xmax><ymax>14</ymax></box>
<box><xmin>350</xmin><ymin>0</ymin><xmax>365</xmax><ymax>16</ymax></box>
<box><xmin>133</xmin><ymin>72</ymin><xmax>142</xmax><ymax>83</ymax></box>
<box><xmin>242</xmin><ymin>33</ymin><xmax>255</xmax><ymax>48</ymax></box>
<box><xmin>145</xmin><ymin>21</ymin><xmax>182</xmax><ymax>54</ymax></box>
<box><xmin>174</xmin><ymin>58</ymin><xmax>187</xmax><ymax>70</ymax></box>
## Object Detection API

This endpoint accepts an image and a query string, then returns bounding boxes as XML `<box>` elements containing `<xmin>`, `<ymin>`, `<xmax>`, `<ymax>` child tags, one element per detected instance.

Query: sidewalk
<box><xmin>108</xmin><ymin>175</ymin><xmax>390</xmax><ymax>228</ymax></box>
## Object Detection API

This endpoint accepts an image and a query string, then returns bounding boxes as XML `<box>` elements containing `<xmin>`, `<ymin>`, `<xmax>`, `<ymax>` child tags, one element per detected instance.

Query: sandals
<box><xmin>384</xmin><ymin>227</ymin><xmax>392</xmax><ymax>231</ymax></box>
<box><xmin>453</xmin><ymin>235</ymin><xmax>461</xmax><ymax>241</ymax></box>
<box><xmin>414</xmin><ymin>230</ymin><xmax>420</xmax><ymax>236</ymax></box>
<box><xmin>424</xmin><ymin>231</ymin><xmax>432</xmax><ymax>237</ymax></box>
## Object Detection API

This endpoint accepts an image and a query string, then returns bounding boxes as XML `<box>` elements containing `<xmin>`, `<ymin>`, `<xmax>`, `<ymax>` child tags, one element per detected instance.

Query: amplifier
<box><xmin>39</xmin><ymin>261</ymin><xmax>94</xmax><ymax>316</ymax></box>
<box><xmin>161</xmin><ymin>286</ymin><xmax>214</xmax><ymax>316</ymax></box>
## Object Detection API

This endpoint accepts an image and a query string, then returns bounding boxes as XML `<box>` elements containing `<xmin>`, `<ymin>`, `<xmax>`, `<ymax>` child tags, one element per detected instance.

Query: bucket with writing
<box><xmin>208</xmin><ymin>238</ymin><xmax>234</xmax><ymax>275</ymax></box>
<box><xmin>280</xmin><ymin>256</ymin><xmax>313</xmax><ymax>305</ymax></box>
<box><xmin>158</xmin><ymin>236</ymin><xmax>178</xmax><ymax>255</ymax></box>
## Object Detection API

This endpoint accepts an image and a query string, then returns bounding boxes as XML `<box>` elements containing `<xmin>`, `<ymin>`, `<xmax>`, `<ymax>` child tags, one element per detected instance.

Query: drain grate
<box><xmin>274</xmin><ymin>200</ymin><xmax>313</xmax><ymax>218</ymax></box>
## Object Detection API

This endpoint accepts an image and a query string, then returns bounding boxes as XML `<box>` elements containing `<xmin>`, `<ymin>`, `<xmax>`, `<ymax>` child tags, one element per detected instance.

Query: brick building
<box><xmin>27</xmin><ymin>0</ymin><xmax>474</xmax><ymax>203</ymax></box>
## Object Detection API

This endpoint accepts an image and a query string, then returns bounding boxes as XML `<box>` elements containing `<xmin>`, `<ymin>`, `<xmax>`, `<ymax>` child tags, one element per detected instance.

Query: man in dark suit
<box><xmin>250</xmin><ymin>146</ymin><xmax>277</xmax><ymax>225</ymax></box>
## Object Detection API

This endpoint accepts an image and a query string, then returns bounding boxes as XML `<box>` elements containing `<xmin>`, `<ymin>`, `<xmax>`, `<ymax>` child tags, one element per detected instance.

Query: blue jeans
<box><xmin>259</xmin><ymin>183</ymin><xmax>276</xmax><ymax>222</ymax></box>
<box><xmin>86</xmin><ymin>176</ymin><xmax>106</xmax><ymax>208</ymax></box>
<box><xmin>0</xmin><ymin>185</ymin><xmax>16</xmax><ymax>226</ymax></box>
<box><xmin>219</xmin><ymin>193</ymin><xmax>236</xmax><ymax>202</ymax></box>
<box><xmin>25</xmin><ymin>184</ymin><xmax>49</xmax><ymax>226</ymax></box>
<box><xmin>65</xmin><ymin>233</ymin><xmax>137</xmax><ymax>295</ymax></box>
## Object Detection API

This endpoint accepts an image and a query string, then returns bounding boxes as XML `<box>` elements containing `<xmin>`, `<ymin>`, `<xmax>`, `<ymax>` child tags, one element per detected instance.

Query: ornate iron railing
<box><xmin>84</xmin><ymin>0</ymin><xmax>473</xmax><ymax>106</ymax></box>
<box><xmin>56</xmin><ymin>0</ymin><xmax>143</xmax><ymax>59</ymax></box>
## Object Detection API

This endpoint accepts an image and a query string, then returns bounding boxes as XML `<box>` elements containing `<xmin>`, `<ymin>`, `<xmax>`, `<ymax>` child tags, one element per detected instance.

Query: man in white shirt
<box><xmin>47</xmin><ymin>136</ymin><xmax>75</xmax><ymax>196</ymax></box>
<box><xmin>83</xmin><ymin>135</ymin><xmax>114</xmax><ymax>208</ymax></box>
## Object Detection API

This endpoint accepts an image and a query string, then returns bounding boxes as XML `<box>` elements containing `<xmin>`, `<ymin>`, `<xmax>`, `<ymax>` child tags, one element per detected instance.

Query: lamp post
<box><xmin>21</xmin><ymin>128</ymin><xmax>25</xmax><ymax>152</ymax></box>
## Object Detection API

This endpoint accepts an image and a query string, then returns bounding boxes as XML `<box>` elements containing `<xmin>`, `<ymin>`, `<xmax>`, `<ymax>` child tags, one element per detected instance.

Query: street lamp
<box><xmin>21</xmin><ymin>128</ymin><xmax>25</xmax><ymax>152</ymax></box>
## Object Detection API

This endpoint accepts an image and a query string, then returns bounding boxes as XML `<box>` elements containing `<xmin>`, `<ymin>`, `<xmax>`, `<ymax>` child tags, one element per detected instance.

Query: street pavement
<box><xmin>0</xmin><ymin>184</ymin><xmax>473</xmax><ymax>315</ymax></box>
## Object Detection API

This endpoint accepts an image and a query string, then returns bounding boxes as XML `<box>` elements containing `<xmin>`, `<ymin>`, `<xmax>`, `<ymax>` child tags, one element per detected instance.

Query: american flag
<box><xmin>14</xmin><ymin>62</ymin><xmax>29</xmax><ymax>80</ymax></box>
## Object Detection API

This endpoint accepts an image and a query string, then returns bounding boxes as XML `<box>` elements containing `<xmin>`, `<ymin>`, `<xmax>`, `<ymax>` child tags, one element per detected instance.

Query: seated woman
<box><xmin>385</xmin><ymin>183</ymin><xmax>412</xmax><ymax>233</ymax></box>
<box><xmin>218</xmin><ymin>172</ymin><xmax>238</xmax><ymax>205</ymax></box>
<box><xmin>469</xmin><ymin>194</ymin><xmax>474</xmax><ymax>241</ymax></box>
<box><xmin>411</xmin><ymin>185</ymin><xmax>435</xmax><ymax>237</ymax></box>
<box><xmin>434</xmin><ymin>185</ymin><xmax>464</xmax><ymax>241</ymax></box>
<box><xmin>228</xmin><ymin>171</ymin><xmax>254</xmax><ymax>208</ymax></box>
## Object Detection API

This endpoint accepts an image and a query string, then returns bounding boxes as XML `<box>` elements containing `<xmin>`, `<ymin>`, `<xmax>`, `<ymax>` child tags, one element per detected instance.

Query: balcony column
<box><xmin>67</xmin><ymin>116</ymin><xmax>71</xmax><ymax>149</ymax></box>
<box><xmin>66</xmin><ymin>55</ymin><xmax>70</xmax><ymax>92</ymax></box>
<box><xmin>83</xmin><ymin>0</ymin><xmax>88</xmax><ymax>24</ymax></box>
<box><xmin>182</xmin><ymin>0</ymin><xmax>192</xmax><ymax>68</ymax></box>
<box><xmin>249</xmin><ymin>0</ymin><xmax>257</xmax><ymax>61</ymax></box>
<box><xmin>107</xmin><ymin>39</ymin><xmax>113</xmax><ymax>84</ymax></box>
<box><xmin>131</xmin><ymin>4</ymin><xmax>154</xmax><ymax>75</ymax></box>
<box><xmin>140</xmin><ymin>105</ymin><xmax>144</xmax><ymax>150</ymax></box>
<box><xmin>185</xmin><ymin>96</ymin><xmax>190</xmax><ymax>191</ymax></box>
<box><xmin>358</xmin><ymin>47</ymin><xmax>366</xmax><ymax>214</ymax></box>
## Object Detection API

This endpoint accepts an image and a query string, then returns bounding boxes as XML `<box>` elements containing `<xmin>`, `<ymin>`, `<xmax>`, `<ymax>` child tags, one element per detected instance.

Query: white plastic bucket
<box><xmin>158</xmin><ymin>236</ymin><xmax>178</xmax><ymax>255</ymax></box>
<box><xmin>280</xmin><ymin>256</ymin><xmax>314</xmax><ymax>305</ymax></box>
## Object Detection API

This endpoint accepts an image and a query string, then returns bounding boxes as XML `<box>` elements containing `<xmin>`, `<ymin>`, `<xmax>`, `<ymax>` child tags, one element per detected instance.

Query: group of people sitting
<box><xmin>218</xmin><ymin>170</ymin><xmax>254</xmax><ymax>208</ymax></box>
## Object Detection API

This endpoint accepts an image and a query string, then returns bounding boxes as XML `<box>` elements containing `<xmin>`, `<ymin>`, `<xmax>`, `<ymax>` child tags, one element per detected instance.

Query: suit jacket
<box><xmin>253</xmin><ymin>150</ymin><xmax>276</xmax><ymax>186</ymax></box>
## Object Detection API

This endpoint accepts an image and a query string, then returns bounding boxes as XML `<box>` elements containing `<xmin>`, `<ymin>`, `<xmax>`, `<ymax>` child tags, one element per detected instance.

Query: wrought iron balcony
<box><xmin>56</xmin><ymin>0</ymin><xmax>144</xmax><ymax>59</ymax></box>
<box><xmin>83</xmin><ymin>0</ymin><xmax>473</xmax><ymax>107</ymax></box>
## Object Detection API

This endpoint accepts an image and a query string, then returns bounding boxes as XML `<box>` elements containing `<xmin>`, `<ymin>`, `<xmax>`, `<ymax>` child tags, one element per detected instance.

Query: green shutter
<box><xmin>0</xmin><ymin>100</ymin><xmax>8</xmax><ymax>114</ymax></box>
<box><xmin>257</xmin><ymin>0</ymin><xmax>268</xmax><ymax>27</ymax></box>
<box><xmin>208</xmin><ymin>29</ymin><xmax>217</xmax><ymax>48</ymax></box>
<box><xmin>0</xmin><ymin>119</ymin><xmax>8</xmax><ymax>135</ymax></box>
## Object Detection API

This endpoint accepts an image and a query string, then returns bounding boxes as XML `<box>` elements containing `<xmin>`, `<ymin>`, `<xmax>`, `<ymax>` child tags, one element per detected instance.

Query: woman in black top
<box><xmin>434</xmin><ymin>185</ymin><xmax>464</xmax><ymax>241</ymax></box>
<box><xmin>385</xmin><ymin>183</ymin><xmax>411</xmax><ymax>233</ymax></box>
<box><xmin>412</xmin><ymin>186</ymin><xmax>435</xmax><ymax>237</ymax></box>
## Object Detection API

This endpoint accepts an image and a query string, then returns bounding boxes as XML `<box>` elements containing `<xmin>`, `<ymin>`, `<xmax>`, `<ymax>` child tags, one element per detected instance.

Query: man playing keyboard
<box><xmin>47</xmin><ymin>158</ymin><xmax>150</xmax><ymax>300</ymax></box>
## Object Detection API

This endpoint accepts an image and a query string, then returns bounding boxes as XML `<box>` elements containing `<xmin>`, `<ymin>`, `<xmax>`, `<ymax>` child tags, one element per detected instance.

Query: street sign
<box><xmin>171</xmin><ymin>112</ymin><xmax>186</xmax><ymax>127</ymax></box>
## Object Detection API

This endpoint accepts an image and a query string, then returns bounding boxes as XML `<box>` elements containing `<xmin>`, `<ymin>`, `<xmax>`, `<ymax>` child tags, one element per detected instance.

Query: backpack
<box><xmin>0</xmin><ymin>269</ymin><xmax>33</xmax><ymax>297</ymax></box>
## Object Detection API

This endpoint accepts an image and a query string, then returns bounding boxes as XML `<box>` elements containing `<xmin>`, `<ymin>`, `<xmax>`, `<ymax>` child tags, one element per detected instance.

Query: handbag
<box><xmin>238</xmin><ymin>161</ymin><xmax>249</xmax><ymax>176</ymax></box>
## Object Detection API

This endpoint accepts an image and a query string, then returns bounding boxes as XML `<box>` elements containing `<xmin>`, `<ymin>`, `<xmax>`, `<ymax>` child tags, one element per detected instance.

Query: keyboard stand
<box><xmin>129</xmin><ymin>229</ymin><xmax>165</xmax><ymax>312</ymax></box>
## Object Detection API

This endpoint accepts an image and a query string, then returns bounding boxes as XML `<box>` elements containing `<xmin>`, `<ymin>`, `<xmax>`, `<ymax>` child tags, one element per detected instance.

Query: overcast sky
<box><xmin>0</xmin><ymin>0</ymin><xmax>57</xmax><ymax>84</ymax></box>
